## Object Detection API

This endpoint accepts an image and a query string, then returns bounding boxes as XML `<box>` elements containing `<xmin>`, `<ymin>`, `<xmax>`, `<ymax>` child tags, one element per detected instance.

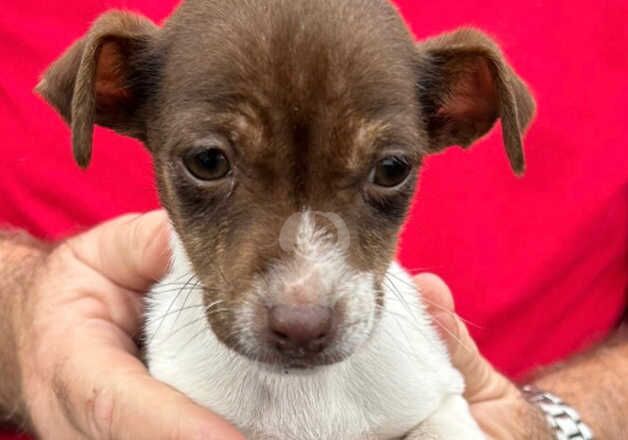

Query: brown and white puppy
<box><xmin>37</xmin><ymin>0</ymin><xmax>534</xmax><ymax>438</ymax></box>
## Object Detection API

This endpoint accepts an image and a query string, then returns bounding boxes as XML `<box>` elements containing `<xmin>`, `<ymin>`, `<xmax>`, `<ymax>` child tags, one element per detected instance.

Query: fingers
<box><xmin>99</xmin><ymin>367</ymin><xmax>245</xmax><ymax>440</ymax></box>
<box><xmin>414</xmin><ymin>273</ymin><xmax>455</xmax><ymax>313</ymax></box>
<box><xmin>69</xmin><ymin>211</ymin><xmax>172</xmax><ymax>292</ymax></box>
<box><xmin>414</xmin><ymin>273</ymin><xmax>497</xmax><ymax>401</ymax></box>
<box><xmin>59</xmin><ymin>332</ymin><xmax>244</xmax><ymax>440</ymax></box>
<box><xmin>36</xmin><ymin>211</ymin><xmax>244</xmax><ymax>439</ymax></box>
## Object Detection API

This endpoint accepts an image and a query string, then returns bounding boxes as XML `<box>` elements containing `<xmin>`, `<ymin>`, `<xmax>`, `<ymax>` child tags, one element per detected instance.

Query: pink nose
<box><xmin>268</xmin><ymin>304</ymin><xmax>334</xmax><ymax>354</ymax></box>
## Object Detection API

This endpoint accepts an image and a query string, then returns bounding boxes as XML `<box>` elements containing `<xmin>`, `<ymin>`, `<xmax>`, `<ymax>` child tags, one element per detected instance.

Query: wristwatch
<box><xmin>522</xmin><ymin>385</ymin><xmax>594</xmax><ymax>440</ymax></box>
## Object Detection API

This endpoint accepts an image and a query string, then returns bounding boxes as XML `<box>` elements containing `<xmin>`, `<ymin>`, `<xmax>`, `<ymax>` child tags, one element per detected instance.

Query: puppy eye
<box><xmin>369</xmin><ymin>156</ymin><xmax>411</xmax><ymax>188</ymax></box>
<box><xmin>183</xmin><ymin>148</ymin><xmax>231</xmax><ymax>181</ymax></box>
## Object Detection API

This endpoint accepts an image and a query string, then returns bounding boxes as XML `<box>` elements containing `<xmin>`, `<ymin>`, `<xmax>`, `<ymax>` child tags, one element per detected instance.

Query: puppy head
<box><xmin>38</xmin><ymin>1</ymin><xmax>534</xmax><ymax>370</ymax></box>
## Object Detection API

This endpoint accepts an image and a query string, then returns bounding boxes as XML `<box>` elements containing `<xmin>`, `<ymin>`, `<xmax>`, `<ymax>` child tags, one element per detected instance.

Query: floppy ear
<box><xmin>36</xmin><ymin>11</ymin><xmax>160</xmax><ymax>168</ymax></box>
<box><xmin>416</xmin><ymin>28</ymin><xmax>535</xmax><ymax>175</ymax></box>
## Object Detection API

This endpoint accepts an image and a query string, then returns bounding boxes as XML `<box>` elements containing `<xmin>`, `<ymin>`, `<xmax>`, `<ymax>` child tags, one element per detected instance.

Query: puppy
<box><xmin>37</xmin><ymin>0</ymin><xmax>535</xmax><ymax>438</ymax></box>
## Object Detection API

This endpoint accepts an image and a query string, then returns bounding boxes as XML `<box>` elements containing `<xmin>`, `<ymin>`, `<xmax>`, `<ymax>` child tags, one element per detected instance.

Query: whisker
<box><xmin>380</xmin><ymin>279</ymin><xmax>474</xmax><ymax>354</ymax></box>
<box><xmin>383</xmin><ymin>272</ymin><xmax>482</xmax><ymax>329</ymax></box>
<box><xmin>176</xmin><ymin>324</ymin><xmax>213</xmax><ymax>357</ymax></box>
<box><xmin>430</xmin><ymin>315</ymin><xmax>473</xmax><ymax>354</ymax></box>
<box><xmin>160</xmin><ymin>304</ymin><xmax>229</xmax><ymax>349</ymax></box>
<box><xmin>148</xmin><ymin>272</ymin><xmax>197</xmax><ymax>344</ymax></box>
<box><xmin>375</xmin><ymin>307</ymin><xmax>436</xmax><ymax>371</ymax></box>
<box><xmin>150</xmin><ymin>285</ymin><xmax>204</xmax><ymax>295</ymax></box>
<box><xmin>173</xmin><ymin>278</ymin><xmax>203</xmax><ymax>326</ymax></box>
<box><xmin>373</xmin><ymin>282</ymin><xmax>444</xmax><ymax>371</ymax></box>
<box><xmin>377</xmin><ymin>277</ymin><xmax>479</xmax><ymax>369</ymax></box>
<box><xmin>149</xmin><ymin>303</ymin><xmax>207</xmax><ymax>322</ymax></box>
<box><xmin>397</xmin><ymin>266</ymin><xmax>432</xmax><ymax>274</ymax></box>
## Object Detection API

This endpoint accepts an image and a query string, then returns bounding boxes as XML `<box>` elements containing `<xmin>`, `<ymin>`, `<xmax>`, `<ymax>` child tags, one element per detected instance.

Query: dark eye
<box><xmin>183</xmin><ymin>148</ymin><xmax>231</xmax><ymax>181</ymax></box>
<box><xmin>369</xmin><ymin>156</ymin><xmax>411</xmax><ymax>188</ymax></box>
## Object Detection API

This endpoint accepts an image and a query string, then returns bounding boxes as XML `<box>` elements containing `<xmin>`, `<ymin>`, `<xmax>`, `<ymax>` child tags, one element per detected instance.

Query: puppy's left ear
<box><xmin>416</xmin><ymin>28</ymin><xmax>535</xmax><ymax>175</ymax></box>
<box><xmin>36</xmin><ymin>11</ymin><xmax>160</xmax><ymax>168</ymax></box>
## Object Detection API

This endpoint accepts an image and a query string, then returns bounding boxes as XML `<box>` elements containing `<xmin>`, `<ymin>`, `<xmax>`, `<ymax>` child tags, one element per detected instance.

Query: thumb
<box><xmin>68</xmin><ymin>211</ymin><xmax>172</xmax><ymax>292</ymax></box>
<box><xmin>62</xmin><ymin>335</ymin><xmax>245</xmax><ymax>440</ymax></box>
<box><xmin>414</xmin><ymin>273</ymin><xmax>499</xmax><ymax>401</ymax></box>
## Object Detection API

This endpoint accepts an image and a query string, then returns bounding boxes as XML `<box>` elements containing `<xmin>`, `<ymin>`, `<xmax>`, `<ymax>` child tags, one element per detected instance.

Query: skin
<box><xmin>416</xmin><ymin>273</ymin><xmax>628</xmax><ymax>440</ymax></box>
<box><xmin>0</xmin><ymin>211</ymin><xmax>243</xmax><ymax>440</ymax></box>
<box><xmin>0</xmin><ymin>212</ymin><xmax>624</xmax><ymax>439</ymax></box>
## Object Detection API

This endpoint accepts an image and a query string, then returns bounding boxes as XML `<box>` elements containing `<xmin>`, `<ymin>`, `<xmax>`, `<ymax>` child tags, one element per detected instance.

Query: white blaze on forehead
<box><xmin>279</xmin><ymin>210</ymin><xmax>351</xmax><ymax>258</ymax></box>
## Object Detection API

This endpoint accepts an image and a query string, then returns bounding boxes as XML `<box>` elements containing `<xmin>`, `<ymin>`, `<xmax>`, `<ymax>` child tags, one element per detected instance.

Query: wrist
<box><xmin>0</xmin><ymin>232</ymin><xmax>51</xmax><ymax>428</ymax></box>
<box><xmin>471</xmin><ymin>384</ymin><xmax>555</xmax><ymax>440</ymax></box>
<box><xmin>518</xmin><ymin>388</ymin><xmax>557</xmax><ymax>440</ymax></box>
<box><xmin>507</xmin><ymin>388</ymin><xmax>557</xmax><ymax>440</ymax></box>
<box><xmin>523</xmin><ymin>385</ymin><xmax>594</xmax><ymax>440</ymax></box>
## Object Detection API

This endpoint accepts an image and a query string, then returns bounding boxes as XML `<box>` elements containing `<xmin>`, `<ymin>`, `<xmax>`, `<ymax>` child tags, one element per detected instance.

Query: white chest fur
<box><xmin>145</xmin><ymin>234</ymin><xmax>481</xmax><ymax>439</ymax></box>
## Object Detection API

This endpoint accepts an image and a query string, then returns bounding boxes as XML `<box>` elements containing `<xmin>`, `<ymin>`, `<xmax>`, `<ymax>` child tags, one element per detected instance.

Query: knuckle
<box><xmin>167</xmin><ymin>427</ymin><xmax>198</xmax><ymax>440</ymax></box>
<box><xmin>54</xmin><ymin>240</ymin><xmax>79</xmax><ymax>262</ymax></box>
<box><xmin>52</xmin><ymin>361</ymin><xmax>117</xmax><ymax>440</ymax></box>
<box><xmin>49</xmin><ymin>241</ymin><xmax>82</xmax><ymax>275</ymax></box>
<box><xmin>51</xmin><ymin>361</ymin><xmax>85</xmax><ymax>433</ymax></box>
<box><xmin>162</xmin><ymin>417</ymin><xmax>187</xmax><ymax>440</ymax></box>
<box><xmin>85</xmin><ymin>386</ymin><xmax>117</xmax><ymax>440</ymax></box>
<box><xmin>163</xmin><ymin>411</ymin><xmax>207</xmax><ymax>440</ymax></box>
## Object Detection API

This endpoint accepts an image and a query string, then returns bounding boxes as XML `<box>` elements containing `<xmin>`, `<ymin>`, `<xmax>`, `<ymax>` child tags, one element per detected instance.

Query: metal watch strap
<box><xmin>522</xmin><ymin>385</ymin><xmax>594</xmax><ymax>440</ymax></box>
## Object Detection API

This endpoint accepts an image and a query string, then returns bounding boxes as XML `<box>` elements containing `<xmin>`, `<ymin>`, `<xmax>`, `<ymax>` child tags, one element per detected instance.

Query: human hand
<box><xmin>15</xmin><ymin>211</ymin><xmax>244</xmax><ymax>440</ymax></box>
<box><xmin>414</xmin><ymin>274</ymin><xmax>554</xmax><ymax>440</ymax></box>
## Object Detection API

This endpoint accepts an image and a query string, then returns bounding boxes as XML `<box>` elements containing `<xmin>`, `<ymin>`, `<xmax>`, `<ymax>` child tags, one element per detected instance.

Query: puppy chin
<box><xmin>251</xmin><ymin>348</ymin><xmax>353</xmax><ymax>372</ymax></box>
<box><xmin>237</xmin><ymin>333</ymin><xmax>373</xmax><ymax>373</ymax></box>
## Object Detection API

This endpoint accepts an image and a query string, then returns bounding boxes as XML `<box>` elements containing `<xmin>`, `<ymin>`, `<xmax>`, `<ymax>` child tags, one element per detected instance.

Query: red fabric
<box><xmin>1</xmin><ymin>0</ymin><xmax>627</xmax><ymax>437</ymax></box>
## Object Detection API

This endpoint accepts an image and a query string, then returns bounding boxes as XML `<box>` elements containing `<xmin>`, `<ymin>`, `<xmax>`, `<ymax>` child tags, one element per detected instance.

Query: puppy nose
<box><xmin>269</xmin><ymin>305</ymin><xmax>333</xmax><ymax>353</ymax></box>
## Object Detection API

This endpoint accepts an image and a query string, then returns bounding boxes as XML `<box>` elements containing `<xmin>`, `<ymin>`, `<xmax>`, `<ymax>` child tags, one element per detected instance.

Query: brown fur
<box><xmin>36</xmin><ymin>0</ymin><xmax>534</xmax><ymax>358</ymax></box>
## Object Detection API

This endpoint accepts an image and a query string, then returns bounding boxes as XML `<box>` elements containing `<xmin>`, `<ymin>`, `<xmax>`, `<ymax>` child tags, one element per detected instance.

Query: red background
<box><xmin>1</xmin><ymin>0</ymin><xmax>627</xmax><ymax>437</ymax></box>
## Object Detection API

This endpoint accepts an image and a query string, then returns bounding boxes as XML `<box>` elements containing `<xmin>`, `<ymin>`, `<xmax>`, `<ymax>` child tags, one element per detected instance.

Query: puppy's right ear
<box><xmin>36</xmin><ymin>11</ymin><xmax>160</xmax><ymax>168</ymax></box>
